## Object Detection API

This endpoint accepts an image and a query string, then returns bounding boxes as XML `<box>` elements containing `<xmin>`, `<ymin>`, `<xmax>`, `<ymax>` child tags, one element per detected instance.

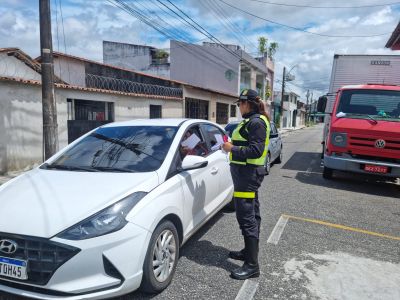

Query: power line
<box><xmin>203</xmin><ymin>0</ymin><xmax>258</xmax><ymax>52</ymax></box>
<box><xmin>58</xmin><ymin>0</ymin><xmax>71</xmax><ymax>83</ymax></box>
<box><xmin>130</xmin><ymin>0</ymin><xmax>239</xmax><ymax>69</ymax></box>
<box><xmin>108</xmin><ymin>0</ymin><xmax>240</xmax><ymax>73</ymax></box>
<box><xmin>248</xmin><ymin>0</ymin><xmax>400</xmax><ymax>9</ymax></box>
<box><xmin>219</xmin><ymin>0</ymin><xmax>393</xmax><ymax>38</ymax></box>
<box><xmin>155</xmin><ymin>0</ymin><xmax>242</xmax><ymax>59</ymax></box>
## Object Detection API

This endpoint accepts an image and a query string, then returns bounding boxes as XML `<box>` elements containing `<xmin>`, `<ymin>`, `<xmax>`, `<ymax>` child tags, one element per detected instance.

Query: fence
<box><xmin>85</xmin><ymin>74</ymin><xmax>183</xmax><ymax>98</ymax></box>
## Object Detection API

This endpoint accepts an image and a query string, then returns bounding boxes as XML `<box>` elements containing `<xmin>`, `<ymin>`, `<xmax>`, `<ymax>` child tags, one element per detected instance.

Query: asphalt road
<box><xmin>1</xmin><ymin>124</ymin><xmax>399</xmax><ymax>300</ymax></box>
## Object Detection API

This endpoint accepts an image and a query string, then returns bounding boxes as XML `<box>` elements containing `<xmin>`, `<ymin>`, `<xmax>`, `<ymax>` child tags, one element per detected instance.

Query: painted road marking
<box><xmin>235</xmin><ymin>279</ymin><xmax>259</xmax><ymax>300</ymax></box>
<box><xmin>267</xmin><ymin>215</ymin><xmax>289</xmax><ymax>245</ymax></box>
<box><xmin>283</xmin><ymin>214</ymin><xmax>400</xmax><ymax>241</ymax></box>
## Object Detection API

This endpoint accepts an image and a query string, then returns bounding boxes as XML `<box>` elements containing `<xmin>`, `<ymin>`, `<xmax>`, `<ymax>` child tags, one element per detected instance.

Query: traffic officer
<box><xmin>222</xmin><ymin>89</ymin><xmax>270</xmax><ymax>280</ymax></box>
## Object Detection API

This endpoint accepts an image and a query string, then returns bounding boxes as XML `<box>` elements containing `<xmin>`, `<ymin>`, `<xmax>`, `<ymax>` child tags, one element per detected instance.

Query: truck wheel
<box><xmin>323</xmin><ymin>166</ymin><xmax>333</xmax><ymax>179</ymax></box>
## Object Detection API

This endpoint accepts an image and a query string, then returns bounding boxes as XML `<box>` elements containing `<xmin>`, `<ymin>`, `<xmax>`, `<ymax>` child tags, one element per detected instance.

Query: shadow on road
<box><xmin>180</xmin><ymin>211</ymin><xmax>239</xmax><ymax>272</ymax></box>
<box><xmin>281</xmin><ymin>152</ymin><xmax>320</xmax><ymax>172</ymax></box>
<box><xmin>116</xmin><ymin>211</ymin><xmax>234</xmax><ymax>300</ymax></box>
<box><xmin>283</xmin><ymin>151</ymin><xmax>400</xmax><ymax>198</ymax></box>
<box><xmin>296</xmin><ymin>171</ymin><xmax>400</xmax><ymax>198</ymax></box>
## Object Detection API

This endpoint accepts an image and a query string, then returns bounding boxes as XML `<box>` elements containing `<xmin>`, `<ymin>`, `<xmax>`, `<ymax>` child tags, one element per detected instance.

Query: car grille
<box><xmin>0</xmin><ymin>232</ymin><xmax>80</xmax><ymax>286</ymax></box>
<box><xmin>349</xmin><ymin>135</ymin><xmax>400</xmax><ymax>154</ymax></box>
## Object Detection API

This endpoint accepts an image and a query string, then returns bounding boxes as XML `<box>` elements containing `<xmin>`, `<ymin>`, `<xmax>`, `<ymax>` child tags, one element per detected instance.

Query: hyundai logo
<box><xmin>0</xmin><ymin>239</ymin><xmax>18</xmax><ymax>254</ymax></box>
<box><xmin>375</xmin><ymin>139</ymin><xmax>386</xmax><ymax>149</ymax></box>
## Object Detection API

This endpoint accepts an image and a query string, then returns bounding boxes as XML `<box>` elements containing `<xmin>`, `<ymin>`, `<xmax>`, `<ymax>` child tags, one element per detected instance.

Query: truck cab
<box><xmin>318</xmin><ymin>84</ymin><xmax>400</xmax><ymax>179</ymax></box>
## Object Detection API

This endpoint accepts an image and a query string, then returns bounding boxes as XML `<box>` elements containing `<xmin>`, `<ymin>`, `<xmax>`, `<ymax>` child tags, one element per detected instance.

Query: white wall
<box><xmin>183</xmin><ymin>86</ymin><xmax>237</xmax><ymax>124</ymax></box>
<box><xmin>0</xmin><ymin>54</ymin><xmax>41</xmax><ymax>81</ymax></box>
<box><xmin>0</xmin><ymin>81</ymin><xmax>183</xmax><ymax>174</ymax></box>
<box><xmin>0</xmin><ymin>81</ymin><xmax>67</xmax><ymax>174</ymax></box>
<box><xmin>53</xmin><ymin>57</ymin><xmax>86</xmax><ymax>86</ymax></box>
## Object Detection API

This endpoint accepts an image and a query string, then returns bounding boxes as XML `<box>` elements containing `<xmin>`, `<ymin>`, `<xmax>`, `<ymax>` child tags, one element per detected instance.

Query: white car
<box><xmin>0</xmin><ymin>119</ymin><xmax>233</xmax><ymax>299</ymax></box>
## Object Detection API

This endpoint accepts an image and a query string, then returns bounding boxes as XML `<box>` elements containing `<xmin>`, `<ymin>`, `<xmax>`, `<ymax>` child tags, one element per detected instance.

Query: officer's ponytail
<box><xmin>251</xmin><ymin>96</ymin><xmax>271</xmax><ymax>122</ymax></box>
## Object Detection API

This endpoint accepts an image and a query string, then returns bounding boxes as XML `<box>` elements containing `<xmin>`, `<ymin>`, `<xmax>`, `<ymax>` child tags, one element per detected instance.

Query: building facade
<box><xmin>102</xmin><ymin>40</ymin><xmax>275</xmax><ymax>104</ymax></box>
<box><xmin>0</xmin><ymin>48</ymin><xmax>237</xmax><ymax>174</ymax></box>
<box><xmin>273</xmin><ymin>91</ymin><xmax>301</xmax><ymax>129</ymax></box>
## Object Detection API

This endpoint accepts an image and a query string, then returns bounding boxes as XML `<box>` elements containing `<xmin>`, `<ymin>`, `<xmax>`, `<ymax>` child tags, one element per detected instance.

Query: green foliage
<box><xmin>258</xmin><ymin>36</ymin><xmax>268</xmax><ymax>56</ymax></box>
<box><xmin>257</xmin><ymin>36</ymin><xmax>278</xmax><ymax>60</ymax></box>
<box><xmin>268</xmin><ymin>42</ymin><xmax>278</xmax><ymax>60</ymax></box>
<box><xmin>274</xmin><ymin>113</ymin><xmax>281</xmax><ymax>128</ymax></box>
<box><xmin>154</xmin><ymin>50</ymin><xmax>169</xmax><ymax>59</ymax></box>
<box><xmin>265</xmin><ymin>86</ymin><xmax>272</xmax><ymax>99</ymax></box>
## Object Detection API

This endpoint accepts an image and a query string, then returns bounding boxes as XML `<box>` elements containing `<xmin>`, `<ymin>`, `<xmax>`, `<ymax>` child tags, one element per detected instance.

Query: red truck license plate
<box><xmin>364</xmin><ymin>165</ymin><xmax>388</xmax><ymax>173</ymax></box>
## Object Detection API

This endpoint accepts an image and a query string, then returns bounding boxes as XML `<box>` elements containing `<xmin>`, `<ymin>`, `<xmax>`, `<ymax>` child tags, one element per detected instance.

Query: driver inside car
<box><xmin>180</xmin><ymin>130</ymin><xmax>208</xmax><ymax>158</ymax></box>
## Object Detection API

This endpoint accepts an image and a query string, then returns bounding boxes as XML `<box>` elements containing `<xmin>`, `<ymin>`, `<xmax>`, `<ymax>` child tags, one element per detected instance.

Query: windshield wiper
<box><xmin>91</xmin><ymin>166</ymin><xmax>134</xmax><ymax>173</ymax></box>
<box><xmin>345</xmin><ymin>113</ymin><xmax>378</xmax><ymax>125</ymax></box>
<box><xmin>41</xmin><ymin>163</ymin><xmax>98</xmax><ymax>172</ymax></box>
<box><xmin>91</xmin><ymin>133</ymin><xmax>162</xmax><ymax>162</ymax></box>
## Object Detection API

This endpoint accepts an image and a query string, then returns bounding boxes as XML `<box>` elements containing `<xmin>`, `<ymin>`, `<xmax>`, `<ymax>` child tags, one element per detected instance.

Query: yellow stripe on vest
<box><xmin>234</xmin><ymin>191</ymin><xmax>256</xmax><ymax>199</ymax></box>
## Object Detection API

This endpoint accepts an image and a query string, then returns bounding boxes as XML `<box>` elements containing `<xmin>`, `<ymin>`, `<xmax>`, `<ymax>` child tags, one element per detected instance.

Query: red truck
<box><xmin>318</xmin><ymin>84</ymin><xmax>400</xmax><ymax>180</ymax></box>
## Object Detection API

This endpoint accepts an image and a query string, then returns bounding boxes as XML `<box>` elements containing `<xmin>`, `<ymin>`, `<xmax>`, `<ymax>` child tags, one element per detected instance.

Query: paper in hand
<box><xmin>211</xmin><ymin>134</ymin><xmax>225</xmax><ymax>151</ymax></box>
<box><xmin>181</xmin><ymin>133</ymin><xmax>201</xmax><ymax>150</ymax></box>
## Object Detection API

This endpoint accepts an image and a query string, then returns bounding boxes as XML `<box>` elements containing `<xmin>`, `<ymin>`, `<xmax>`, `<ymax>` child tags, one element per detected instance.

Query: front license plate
<box><xmin>364</xmin><ymin>165</ymin><xmax>388</xmax><ymax>173</ymax></box>
<box><xmin>0</xmin><ymin>256</ymin><xmax>28</xmax><ymax>280</ymax></box>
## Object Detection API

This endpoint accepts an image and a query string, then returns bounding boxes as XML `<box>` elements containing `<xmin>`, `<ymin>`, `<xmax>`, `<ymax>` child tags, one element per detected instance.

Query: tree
<box><xmin>258</xmin><ymin>36</ymin><xmax>268</xmax><ymax>56</ymax></box>
<box><xmin>268</xmin><ymin>42</ymin><xmax>278</xmax><ymax>60</ymax></box>
<box><xmin>154</xmin><ymin>49</ymin><xmax>169</xmax><ymax>59</ymax></box>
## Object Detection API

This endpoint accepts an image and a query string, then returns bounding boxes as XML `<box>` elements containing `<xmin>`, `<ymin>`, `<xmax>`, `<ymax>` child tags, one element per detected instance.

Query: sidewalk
<box><xmin>279</xmin><ymin>125</ymin><xmax>307</xmax><ymax>137</ymax></box>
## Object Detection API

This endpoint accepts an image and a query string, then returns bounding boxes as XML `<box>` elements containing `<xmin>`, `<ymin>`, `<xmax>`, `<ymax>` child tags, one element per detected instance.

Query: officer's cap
<box><xmin>237</xmin><ymin>89</ymin><xmax>259</xmax><ymax>103</ymax></box>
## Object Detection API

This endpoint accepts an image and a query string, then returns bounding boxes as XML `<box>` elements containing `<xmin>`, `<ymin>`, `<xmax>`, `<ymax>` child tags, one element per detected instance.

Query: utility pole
<box><xmin>39</xmin><ymin>0</ymin><xmax>58</xmax><ymax>159</ymax></box>
<box><xmin>306</xmin><ymin>89</ymin><xmax>310</xmax><ymax>125</ymax></box>
<box><xmin>280</xmin><ymin>66</ymin><xmax>286</xmax><ymax>128</ymax></box>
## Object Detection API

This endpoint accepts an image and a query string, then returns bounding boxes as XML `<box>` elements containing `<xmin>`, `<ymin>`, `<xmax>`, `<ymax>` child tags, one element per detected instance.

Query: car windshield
<box><xmin>44</xmin><ymin>126</ymin><xmax>178</xmax><ymax>172</ymax></box>
<box><xmin>336</xmin><ymin>89</ymin><xmax>400</xmax><ymax>122</ymax></box>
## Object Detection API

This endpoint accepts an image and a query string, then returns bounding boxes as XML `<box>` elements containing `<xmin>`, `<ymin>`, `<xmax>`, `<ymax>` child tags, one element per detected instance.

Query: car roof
<box><xmin>102</xmin><ymin>118</ymin><xmax>189</xmax><ymax>127</ymax></box>
<box><xmin>102</xmin><ymin>118</ymin><xmax>223</xmax><ymax>128</ymax></box>
<box><xmin>226</xmin><ymin>120</ymin><xmax>275</xmax><ymax>125</ymax></box>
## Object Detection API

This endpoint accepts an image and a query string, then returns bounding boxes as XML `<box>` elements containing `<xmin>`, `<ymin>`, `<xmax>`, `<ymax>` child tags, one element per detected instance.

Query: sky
<box><xmin>0</xmin><ymin>0</ymin><xmax>399</xmax><ymax>99</ymax></box>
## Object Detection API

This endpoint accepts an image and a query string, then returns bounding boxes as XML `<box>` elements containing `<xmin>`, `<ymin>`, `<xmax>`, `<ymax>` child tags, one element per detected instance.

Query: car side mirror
<box><xmin>317</xmin><ymin>96</ymin><xmax>327</xmax><ymax>113</ymax></box>
<box><xmin>179</xmin><ymin>155</ymin><xmax>208</xmax><ymax>172</ymax></box>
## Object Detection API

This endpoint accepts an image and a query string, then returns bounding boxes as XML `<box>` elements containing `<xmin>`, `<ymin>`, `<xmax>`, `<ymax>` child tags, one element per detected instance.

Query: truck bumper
<box><xmin>324</xmin><ymin>154</ymin><xmax>400</xmax><ymax>178</ymax></box>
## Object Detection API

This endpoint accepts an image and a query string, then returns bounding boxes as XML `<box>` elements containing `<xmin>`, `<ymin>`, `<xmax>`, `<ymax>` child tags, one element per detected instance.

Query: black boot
<box><xmin>228</xmin><ymin>248</ymin><xmax>245</xmax><ymax>261</ymax></box>
<box><xmin>230</xmin><ymin>237</ymin><xmax>260</xmax><ymax>280</ymax></box>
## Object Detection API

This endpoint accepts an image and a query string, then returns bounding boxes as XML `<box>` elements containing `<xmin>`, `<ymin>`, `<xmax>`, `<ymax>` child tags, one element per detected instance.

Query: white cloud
<box><xmin>0</xmin><ymin>0</ymin><xmax>398</xmax><ymax>98</ymax></box>
<box><xmin>361</xmin><ymin>7</ymin><xmax>395</xmax><ymax>26</ymax></box>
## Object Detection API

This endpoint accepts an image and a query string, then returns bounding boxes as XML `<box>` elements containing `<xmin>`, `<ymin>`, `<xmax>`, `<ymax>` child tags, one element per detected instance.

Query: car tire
<box><xmin>274</xmin><ymin>147</ymin><xmax>283</xmax><ymax>164</ymax></box>
<box><xmin>265</xmin><ymin>152</ymin><xmax>271</xmax><ymax>175</ymax></box>
<box><xmin>323</xmin><ymin>166</ymin><xmax>333</xmax><ymax>179</ymax></box>
<box><xmin>140</xmin><ymin>220</ymin><xmax>179</xmax><ymax>294</ymax></box>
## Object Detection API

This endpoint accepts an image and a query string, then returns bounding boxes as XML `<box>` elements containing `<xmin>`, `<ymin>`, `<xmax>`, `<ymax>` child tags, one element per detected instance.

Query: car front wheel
<box><xmin>275</xmin><ymin>147</ymin><xmax>283</xmax><ymax>164</ymax></box>
<box><xmin>140</xmin><ymin>220</ymin><xmax>179</xmax><ymax>294</ymax></box>
<box><xmin>265</xmin><ymin>153</ymin><xmax>271</xmax><ymax>175</ymax></box>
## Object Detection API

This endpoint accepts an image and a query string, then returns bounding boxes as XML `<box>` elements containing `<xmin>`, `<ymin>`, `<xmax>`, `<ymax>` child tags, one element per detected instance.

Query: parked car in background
<box><xmin>0</xmin><ymin>119</ymin><xmax>233</xmax><ymax>299</ymax></box>
<box><xmin>224</xmin><ymin>120</ymin><xmax>283</xmax><ymax>174</ymax></box>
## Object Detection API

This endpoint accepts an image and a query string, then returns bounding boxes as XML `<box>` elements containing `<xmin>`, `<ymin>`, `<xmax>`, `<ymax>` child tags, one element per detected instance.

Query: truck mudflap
<box><xmin>324</xmin><ymin>154</ymin><xmax>400</xmax><ymax>178</ymax></box>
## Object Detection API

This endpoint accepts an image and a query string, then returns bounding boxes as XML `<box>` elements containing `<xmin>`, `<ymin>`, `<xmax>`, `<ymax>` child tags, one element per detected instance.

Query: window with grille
<box><xmin>150</xmin><ymin>105</ymin><xmax>162</xmax><ymax>119</ymax></box>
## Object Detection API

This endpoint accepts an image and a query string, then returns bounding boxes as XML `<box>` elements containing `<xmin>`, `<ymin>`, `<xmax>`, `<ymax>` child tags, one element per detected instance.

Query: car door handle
<box><xmin>211</xmin><ymin>167</ymin><xmax>219</xmax><ymax>175</ymax></box>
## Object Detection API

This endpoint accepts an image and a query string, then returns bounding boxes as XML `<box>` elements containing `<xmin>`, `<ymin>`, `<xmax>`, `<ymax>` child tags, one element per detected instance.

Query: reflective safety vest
<box><xmin>229</xmin><ymin>114</ymin><xmax>270</xmax><ymax>166</ymax></box>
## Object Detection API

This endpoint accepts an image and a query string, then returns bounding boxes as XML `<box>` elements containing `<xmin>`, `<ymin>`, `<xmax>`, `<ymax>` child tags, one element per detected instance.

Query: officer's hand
<box><xmin>222</xmin><ymin>142</ymin><xmax>233</xmax><ymax>152</ymax></box>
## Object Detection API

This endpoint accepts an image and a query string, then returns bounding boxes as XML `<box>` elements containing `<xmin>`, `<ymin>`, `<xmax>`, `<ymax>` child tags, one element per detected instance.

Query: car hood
<box><xmin>0</xmin><ymin>168</ymin><xmax>159</xmax><ymax>238</ymax></box>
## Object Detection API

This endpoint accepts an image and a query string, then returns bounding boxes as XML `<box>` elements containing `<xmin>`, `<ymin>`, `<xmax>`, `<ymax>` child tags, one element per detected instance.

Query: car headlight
<box><xmin>331</xmin><ymin>132</ymin><xmax>347</xmax><ymax>147</ymax></box>
<box><xmin>57</xmin><ymin>192</ymin><xmax>148</xmax><ymax>240</ymax></box>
